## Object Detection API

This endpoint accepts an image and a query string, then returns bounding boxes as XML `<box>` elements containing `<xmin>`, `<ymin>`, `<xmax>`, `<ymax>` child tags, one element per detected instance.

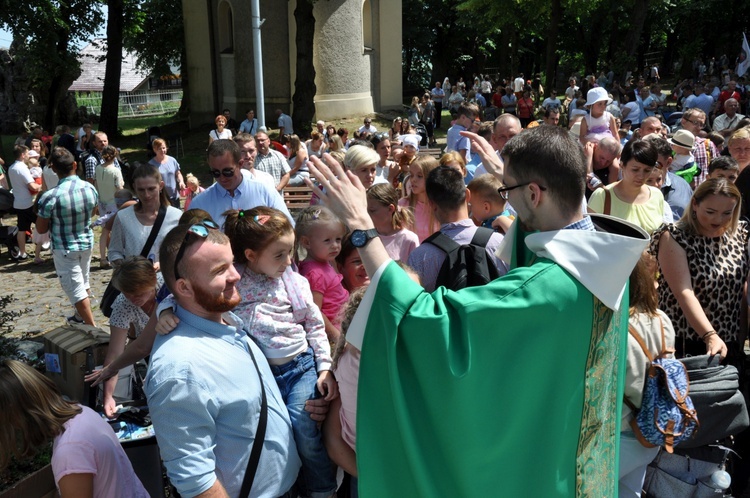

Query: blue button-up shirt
<box><xmin>189</xmin><ymin>171</ymin><xmax>294</xmax><ymax>229</ymax></box>
<box><xmin>37</xmin><ymin>175</ymin><xmax>98</xmax><ymax>251</ymax></box>
<box><xmin>145</xmin><ymin>306</ymin><xmax>301</xmax><ymax>498</ymax></box>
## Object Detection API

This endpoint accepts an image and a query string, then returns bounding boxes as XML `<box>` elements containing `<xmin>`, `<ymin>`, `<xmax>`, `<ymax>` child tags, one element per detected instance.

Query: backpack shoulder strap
<box><xmin>654</xmin><ymin>314</ymin><xmax>676</xmax><ymax>358</ymax></box>
<box><xmin>628</xmin><ymin>324</ymin><xmax>653</xmax><ymax>362</ymax></box>
<box><xmin>424</xmin><ymin>231</ymin><xmax>459</xmax><ymax>254</ymax></box>
<box><xmin>470</xmin><ymin>227</ymin><xmax>494</xmax><ymax>247</ymax></box>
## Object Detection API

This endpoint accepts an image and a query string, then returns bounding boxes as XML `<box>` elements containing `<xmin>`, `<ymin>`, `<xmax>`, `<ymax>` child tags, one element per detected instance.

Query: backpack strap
<box><xmin>654</xmin><ymin>314</ymin><xmax>676</xmax><ymax>358</ymax></box>
<box><xmin>627</xmin><ymin>324</ymin><xmax>653</xmax><ymax>362</ymax></box>
<box><xmin>603</xmin><ymin>189</ymin><xmax>612</xmax><ymax>216</ymax></box>
<box><xmin>424</xmin><ymin>231</ymin><xmax>460</xmax><ymax>254</ymax></box>
<box><xmin>470</xmin><ymin>227</ymin><xmax>494</xmax><ymax>248</ymax></box>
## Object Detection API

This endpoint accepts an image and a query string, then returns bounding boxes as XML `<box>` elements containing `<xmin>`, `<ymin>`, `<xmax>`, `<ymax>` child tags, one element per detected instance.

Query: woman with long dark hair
<box><xmin>108</xmin><ymin>164</ymin><xmax>181</xmax><ymax>267</ymax></box>
<box><xmin>0</xmin><ymin>359</ymin><xmax>148</xmax><ymax>497</ymax></box>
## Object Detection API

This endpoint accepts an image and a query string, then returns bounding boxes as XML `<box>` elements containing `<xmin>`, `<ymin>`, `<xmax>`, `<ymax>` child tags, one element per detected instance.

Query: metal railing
<box><xmin>73</xmin><ymin>89</ymin><xmax>183</xmax><ymax>118</ymax></box>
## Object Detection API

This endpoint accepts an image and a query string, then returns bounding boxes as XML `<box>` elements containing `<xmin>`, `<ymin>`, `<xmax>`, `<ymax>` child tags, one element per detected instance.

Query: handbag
<box><xmin>643</xmin><ymin>445</ymin><xmax>735</xmax><ymax>497</ymax></box>
<box><xmin>101</xmin><ymin>206</ymin><xmax>168</xmax><ymax>317</ymax></box>
<box><xmin>678</xmin><ymin>354</ymin><xmax>749</xmax><ymax>448</ymax></box>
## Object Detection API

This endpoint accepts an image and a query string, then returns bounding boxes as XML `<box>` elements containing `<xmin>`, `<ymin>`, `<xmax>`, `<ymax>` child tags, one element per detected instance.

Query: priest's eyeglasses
<box><xmin>497</xmin><ymin>182</ymin><xmax>547</xmax><ymax>201</ymax></box>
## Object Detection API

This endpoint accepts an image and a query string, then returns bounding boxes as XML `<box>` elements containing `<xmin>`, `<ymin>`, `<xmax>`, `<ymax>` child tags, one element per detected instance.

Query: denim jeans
<box><xmin>270</xmin><ymin>348</ymin><xmax>336</xmax><ymax>498</ymax></box>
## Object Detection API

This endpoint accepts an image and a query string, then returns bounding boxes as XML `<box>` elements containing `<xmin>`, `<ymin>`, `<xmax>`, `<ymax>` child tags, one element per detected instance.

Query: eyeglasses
<box><xmin>682</xmin><ymin>117</ymin><xmax>705</xmax><ymax>128</ymax></box>
<box><xmin>208</xmin><ymin>167</ymin><xmax>236</xmax><ymax>178</ymax></box>
<box><xmin>497</xmin><ymin>182</ymin><xmax>547</xmax><ymax>200</ymax></box>
<box><xmin>173</xmin><ymin>221</ymin><xmax>220</xmax><ymax>280</ymax></box>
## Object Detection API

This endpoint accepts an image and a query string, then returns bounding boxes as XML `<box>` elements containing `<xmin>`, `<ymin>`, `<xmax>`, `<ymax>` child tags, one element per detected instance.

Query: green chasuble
<box><xmin>355</xmin><ymin>216</ymin><xmax>648</xmax><ymax>497</ymax></box>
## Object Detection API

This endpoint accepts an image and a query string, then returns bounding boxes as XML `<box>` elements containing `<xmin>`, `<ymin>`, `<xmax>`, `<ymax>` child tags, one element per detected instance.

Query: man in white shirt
<box><xmin>8</xmin><ymin>145</ymin><xmax>41</xmax><ymax>259</ymax></box>
<box><xmin>357</xmin><ymin>118</ymin><xmax>378</xmax><ymax>135</ymax></box>
<box><xmin>713</xmin><ymin>99</ymin><xmax>745</xmax><ymax>137</ymax></box>
<box><xmin>565</xmin><ymin>78</ymin><xmax>579</xmax><ymax>100</ymax></box>
<box><xmin>513</xmin><ymin>73</ymin><xmax>525</xmax><ymax>99</ymax></box>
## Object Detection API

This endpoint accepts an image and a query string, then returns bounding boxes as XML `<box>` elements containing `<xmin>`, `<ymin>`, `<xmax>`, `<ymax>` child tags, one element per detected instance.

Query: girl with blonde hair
<box><xmin>366</xmin><ymin>183</ymin><xmax>419</xmax><ymax>261</ymax></box>
<box><xmin>398</xmin><ymin>155</ymin><xmax>440</xmax><ymax>242</ymax></box>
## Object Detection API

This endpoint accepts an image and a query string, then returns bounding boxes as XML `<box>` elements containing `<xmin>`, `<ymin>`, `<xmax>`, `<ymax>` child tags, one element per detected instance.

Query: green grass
<box><xmin>119</xmin><ymin>114</ymin><xmax>182</xmax><ymax>137</ymax></box>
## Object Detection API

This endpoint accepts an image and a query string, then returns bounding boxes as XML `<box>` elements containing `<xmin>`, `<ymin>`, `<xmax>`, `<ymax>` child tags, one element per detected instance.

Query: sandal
<box><xmin>34</xmin><ymin>258</ymin><xmax>44</xmax><ymax>265</ymax></box>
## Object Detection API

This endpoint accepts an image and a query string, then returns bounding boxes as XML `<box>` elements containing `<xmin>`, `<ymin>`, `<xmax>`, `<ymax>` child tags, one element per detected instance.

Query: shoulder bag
<box><xmin>100</xmin><ymin>205</ymin><xmax>168</xmax><ymax>317</ymax></box>
<box><xmin>239</xmin><ymin>342</ymin><xmax>268</xmax><ymax>498</ymax></box>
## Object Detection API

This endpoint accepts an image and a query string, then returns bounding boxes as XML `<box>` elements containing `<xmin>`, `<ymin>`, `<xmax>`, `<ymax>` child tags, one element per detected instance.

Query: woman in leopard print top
<box><xmin>650</xmin><ymin>178</ymin><xmax>748</xmax><ymax>362</ymax></box>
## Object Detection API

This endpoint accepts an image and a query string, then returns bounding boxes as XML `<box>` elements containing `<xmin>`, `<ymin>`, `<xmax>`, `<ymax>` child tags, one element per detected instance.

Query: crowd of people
<box><xmin>1</xmin><ymin>61</ymin><xmax>750</xmax><ymax>497</ymax></box>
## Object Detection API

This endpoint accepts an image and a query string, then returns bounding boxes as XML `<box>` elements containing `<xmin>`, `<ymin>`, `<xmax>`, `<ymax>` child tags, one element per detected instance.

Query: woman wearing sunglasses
<box><xmin>108</xmin><ymin>164</ymin><xmax>182</xmax><ymax>269</ymax></box>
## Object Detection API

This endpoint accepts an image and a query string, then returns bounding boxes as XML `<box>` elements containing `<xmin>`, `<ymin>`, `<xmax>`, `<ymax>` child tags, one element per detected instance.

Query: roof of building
<box><xmin>68</xmin><ymin>39</ymin><xmax>149</xmax><ymax>93</ymax></box>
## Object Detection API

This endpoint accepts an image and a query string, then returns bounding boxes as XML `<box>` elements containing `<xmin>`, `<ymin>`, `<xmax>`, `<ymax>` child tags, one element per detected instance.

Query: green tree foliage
<box><xmin>0</xmin><ymin>0</ymin><xmax>104</xmax><ymax>128</ymax></box>
<box><xmin>406</xmin><ymin>0</ymin><xmax>750</xmax><ymax>94</ymax></box>
<box><xmin>123</xmin><ymin>0</ymin><xmax>185</xmax><ymax>78</ymax></box>
<box><xmin>99</xmin><ymin>0</ymin><xmax>188</xmax><ymax>136</ymax></box>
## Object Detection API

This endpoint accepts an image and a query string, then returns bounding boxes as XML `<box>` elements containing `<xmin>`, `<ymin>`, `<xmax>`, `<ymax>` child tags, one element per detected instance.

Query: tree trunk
<box><xmin>100</xmin><ymin>0</ymin><xmax>124</xmax><ymax>138</ymax></box>
<box><xmin>498</xmin><ymin>27</ymin><xmax>511</xmax><ymax>81</ymax></box>
<box><xmin>292</xmin><ymin>0</ymin><xmax>316</xmax><ymax>139</ymax></box>
<box><xmin>544</xmin><ymin>0</ymin><xmax>562</xmax><ymax>91</ymax></box>
<box><xmin>623</xmin><ymin>0</ymin><xmax>650</xmax><ymax>57</ymax></box>
<box><xmin>177</xmin><ymin>46</ymin><xmax>190</xmax><ymax>118</ymax></box>
<box><xmin>44</xmin><ymin>3</ymin><xmax>75</xmax><ymax>130</ymax></box>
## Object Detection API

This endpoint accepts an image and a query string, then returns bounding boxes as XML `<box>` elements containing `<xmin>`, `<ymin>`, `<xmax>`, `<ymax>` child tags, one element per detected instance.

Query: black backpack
<box><xmin>424</xmin><ymin>227</ymin><xmax>500</xmax><ymax>291</ymax></box>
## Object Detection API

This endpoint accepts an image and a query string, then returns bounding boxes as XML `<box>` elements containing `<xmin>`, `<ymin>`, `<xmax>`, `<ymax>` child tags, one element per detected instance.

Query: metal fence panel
<box><xmin>73</xmin><ymin>90</ymin><xmax>183</xmax><ymax>118</ymax></box>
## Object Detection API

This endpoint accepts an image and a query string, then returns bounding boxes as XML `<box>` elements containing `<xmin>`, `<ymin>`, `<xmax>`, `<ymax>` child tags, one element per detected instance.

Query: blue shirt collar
<box><xmin>175</xmin><ymin>305</ymin><xmax>244</xmax><ymax>345</ymax></box>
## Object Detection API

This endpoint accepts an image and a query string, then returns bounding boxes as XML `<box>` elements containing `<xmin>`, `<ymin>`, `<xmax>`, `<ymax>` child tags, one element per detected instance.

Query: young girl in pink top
<box><xmin>296</xmin><ymin>206</ymin><xmax>349</xmax><ymax>342</ymax></box>
<box><xmin>398</xmin><ymin>155</ymin><xmax>440</xmax><ymax>242</ymax></box>
<box><xmin>367</xmin><ymin>183</ymin><xmax>419</xmax><ymax>261</ymax></box>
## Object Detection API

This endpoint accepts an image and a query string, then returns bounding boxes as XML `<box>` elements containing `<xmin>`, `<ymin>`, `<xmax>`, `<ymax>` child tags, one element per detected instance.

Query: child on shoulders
<box><xmin>580</xmin><ymin>87</ymin><xmax>619</xmax><ymax>144</ymax></box>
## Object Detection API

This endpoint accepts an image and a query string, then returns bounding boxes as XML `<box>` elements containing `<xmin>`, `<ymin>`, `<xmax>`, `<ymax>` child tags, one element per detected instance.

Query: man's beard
<box><xmin>192</xmin><ymin>282</ymin><xmax>241</xmax><ymax>313</ymax></box>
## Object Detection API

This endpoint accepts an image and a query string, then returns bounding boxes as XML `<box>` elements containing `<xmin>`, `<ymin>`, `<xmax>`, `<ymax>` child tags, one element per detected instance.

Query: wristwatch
<box><xmin>350</xmin><ymin>228</ymin><xmax>379</xmax><ymax>248</ymax></box>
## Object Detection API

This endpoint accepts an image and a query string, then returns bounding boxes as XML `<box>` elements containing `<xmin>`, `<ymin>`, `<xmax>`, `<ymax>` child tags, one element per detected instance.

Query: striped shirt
<box><xmin>38</xmin><ymin>175</ymin><xmax>98</xmax><ymax>251</ymax></box>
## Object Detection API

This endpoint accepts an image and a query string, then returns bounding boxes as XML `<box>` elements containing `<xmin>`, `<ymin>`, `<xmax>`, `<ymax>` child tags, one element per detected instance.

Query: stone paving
<box><xmin>1</xmin><ymin>221</ymin><xmax>111</xmax><ymax>338</ymax></box>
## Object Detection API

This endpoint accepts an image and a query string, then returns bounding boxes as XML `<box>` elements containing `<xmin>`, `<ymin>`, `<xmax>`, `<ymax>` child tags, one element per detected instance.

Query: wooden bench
<box><xmin>422</xmin><ymin>147</ymin><xmax>443</xmax><ymax>159</ymax></box>
<box><xmin>284</xmin><ymin>186</ymin><xmax>314</xmax><ymax>210</ymax></box>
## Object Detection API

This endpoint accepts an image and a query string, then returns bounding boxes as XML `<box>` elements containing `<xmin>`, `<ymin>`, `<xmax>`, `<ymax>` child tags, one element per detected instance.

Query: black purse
<box><xmin>101</xmin><ymin>206</ymin><xmax>168</xmax><ymax>317</ymax></box>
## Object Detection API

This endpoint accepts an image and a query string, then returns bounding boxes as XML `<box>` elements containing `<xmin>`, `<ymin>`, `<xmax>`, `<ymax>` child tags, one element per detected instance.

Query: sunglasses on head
<box><xmin>173</xmin><ymin>220</ymin><xmax>221</xmax><ymax>280</ymax></box>
<box><xmin>208</xmin><ymin>167</ymin><xmax>236</xmax><ymax>178</ymax></box>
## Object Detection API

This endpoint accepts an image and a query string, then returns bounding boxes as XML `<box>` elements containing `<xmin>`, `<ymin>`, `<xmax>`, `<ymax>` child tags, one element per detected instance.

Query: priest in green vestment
<box><xmin>307</xmin><ymin>126</ymin><xmax>649</xmax><ymax>497</ymax></box>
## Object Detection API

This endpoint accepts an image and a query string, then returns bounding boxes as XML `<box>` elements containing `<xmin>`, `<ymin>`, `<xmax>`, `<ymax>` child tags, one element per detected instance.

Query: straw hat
<box><xmin>668</xmin><ymin>129</ymin><xmax>695</xmax><ymax>149</ymax></box>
